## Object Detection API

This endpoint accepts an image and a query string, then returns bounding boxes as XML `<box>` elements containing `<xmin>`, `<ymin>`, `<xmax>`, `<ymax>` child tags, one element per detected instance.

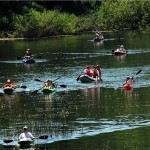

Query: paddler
<box><xmin>19</xmin><ymin>126</ymin><xmax>34</xmax><ymax>140</ymax></box>
<box><xmin>124</xmin><ymin>76</ymin><xmax>135</xmax><ymax>85</ymax></box>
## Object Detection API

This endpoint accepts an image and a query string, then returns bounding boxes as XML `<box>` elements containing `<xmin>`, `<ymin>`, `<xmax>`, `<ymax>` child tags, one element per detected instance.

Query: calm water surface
<box><xmin>0</xmin><ymin>31</ymin><xmax>150</xmax><ymax>149</ymax></box>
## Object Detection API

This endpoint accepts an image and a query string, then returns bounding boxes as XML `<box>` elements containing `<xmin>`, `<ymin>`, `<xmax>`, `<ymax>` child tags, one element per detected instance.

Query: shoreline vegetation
<box><xmin>0</xmin><ymin>1</ymin><xmax>150</xmax><ymax>39</ymax></box>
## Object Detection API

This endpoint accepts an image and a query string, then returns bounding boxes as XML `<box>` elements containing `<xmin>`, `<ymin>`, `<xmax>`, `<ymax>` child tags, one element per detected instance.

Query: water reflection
<box><xmin>94</xmin><ymin>41</ymin><xmax>104</xmax><ymax>47</ymax></box>
<box><xmin>82</xmin><ymin>87</ymin><xmax>101</xmax><ymax>102</ymax></box>
<box><xmin>22</xmin><ymin>64</ymin><xmax>35</xmax><ymax>71</ymax></box>
<box><xmin>115</xmin><ymin>54</ymin><xmax>127</xmax><ymax>62</ymax></box>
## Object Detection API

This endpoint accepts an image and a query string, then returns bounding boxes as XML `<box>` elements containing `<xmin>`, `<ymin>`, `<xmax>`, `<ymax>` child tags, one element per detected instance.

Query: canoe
<box><xmin>94</xmin><ymin>38</ymin><xmax>104</xmax><ymax>42</ymax></box>
<box><xmin>79</xmin><ymin>75</ymin><xmax>99</xmax><ymax>83</ymax></box>
<box><xmin>22</xmin><ymin>58</ymin><xmax>35</xmax><ymax>63</ymax></box>
<box><xmin>3</xmin><ymin>87</ymin><xmax>14</xmax><ymax>94</ymax></box>
<box><xmin>41</xmin><ymin>87</ymin><xmax>56</xmax><ymax>94</ymax></box>
<box><xmin>18</xmin><ymin>138</ymin><xmax>33</xmax><ymax>148</ymax></box>
<box><xmin>123</xmin><ymin>83</ymin><xmax>133</xmax><ymax>90</ymax></box>
<box><xmin>112</xmin><ymin>50</ymin><xmax>127</xmax><ymax>56</ymax></box>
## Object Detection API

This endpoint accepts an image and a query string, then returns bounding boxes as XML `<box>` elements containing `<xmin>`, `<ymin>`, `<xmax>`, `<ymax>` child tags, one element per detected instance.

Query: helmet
<box><xmin>7</xmin><ymin>79</ymin><xmax>11</xmax><ymax>82</ymax></box>
<box><xmin>27</xmin><ymin>48</ymin><xmax>30</xmax><ymax>51</ymax></box>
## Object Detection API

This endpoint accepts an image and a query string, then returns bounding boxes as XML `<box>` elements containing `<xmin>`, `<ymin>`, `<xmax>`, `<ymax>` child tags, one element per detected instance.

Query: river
<box><xmin>0</xmin><ymin>31</ymin><xmax>150</xmax><ymax>149</ymax></box>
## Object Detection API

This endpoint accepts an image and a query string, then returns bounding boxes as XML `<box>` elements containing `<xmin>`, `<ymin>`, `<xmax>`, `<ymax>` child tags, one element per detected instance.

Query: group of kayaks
<box><xmin>77</xmin><ymin>40</ymin><xmax>135</xmax><ymax>91</ymax></box>
<box><xmin>2</xmin><ymin>83</ymin><xmax>57</xmax><ymax>95</ymax></box>
<box><xmin>77</xmin><ymin>74</ymin><xmax>134</xmax><ymax>91</ymax></box>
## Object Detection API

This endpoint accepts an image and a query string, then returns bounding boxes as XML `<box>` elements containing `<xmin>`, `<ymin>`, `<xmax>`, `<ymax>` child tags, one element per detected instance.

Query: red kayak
<box><xmin>112</xmin><ymin>50</ymin><xmax>127</xmax><ymax>56</ymax></box>
<box><xmin>123</xmin><ymin>83</ymin><xmax>133</xmax><ymax>90</ymax></box>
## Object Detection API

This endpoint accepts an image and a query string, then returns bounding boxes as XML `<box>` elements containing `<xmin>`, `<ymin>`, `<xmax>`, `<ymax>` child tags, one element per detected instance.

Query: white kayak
<box><xmin>79</xmin><ymin>75</ymin><xmax>100</xmax><ymax>83</ymax></box>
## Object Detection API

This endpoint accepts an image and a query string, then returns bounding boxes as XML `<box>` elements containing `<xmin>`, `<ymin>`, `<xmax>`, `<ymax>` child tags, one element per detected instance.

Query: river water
<box><xmin>0</xmin><ymin>31</ymin><xmax>149</xmax><ymax>149</ymax></box>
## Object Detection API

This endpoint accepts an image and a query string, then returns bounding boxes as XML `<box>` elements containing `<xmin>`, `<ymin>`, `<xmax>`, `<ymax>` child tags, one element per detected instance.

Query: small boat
<box><xmin>112</xmin><ymin>50</ymin><xmax>127</xmax><ymax>56</ymax></box>
<box><xmin>41</xmin><ymin>87</ymin><xmax>56</xmax><ymax>94</ymax></box>
<box><xmin>79</xmin><ymin>75</ymin><xmax>99</xmax><ymax>83</ymax></box>
<box><xmin>18</xmin><ymin>138</ymin><xmax>33</xmax><ymax>148</ymax></box>
<box><xmin>22</xmin><ymin>58</ymin><xmax>35</xmax><ymax>63</ymax></box>
<box><xmin>3</xmin><ymin>87</ymin><xmax>15</xmax><ymax>94</ymax></box>
<box><xmin>123</xmin><ymin>83</ymin><xmax>133</xmax><ymax>90</ymax></box>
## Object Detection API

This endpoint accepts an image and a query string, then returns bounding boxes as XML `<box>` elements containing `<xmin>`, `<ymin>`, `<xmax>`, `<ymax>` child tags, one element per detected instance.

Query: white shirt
<box><xmin>19</xmin><ymin>132</ymin><xmax>34</xmax><ymax>139</ymax></box>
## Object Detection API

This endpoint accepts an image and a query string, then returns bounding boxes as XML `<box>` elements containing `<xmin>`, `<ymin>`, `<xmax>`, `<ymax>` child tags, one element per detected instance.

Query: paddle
<box><xmin>15</xmin><ymin>85</ymin><xmax>27</xmax><ymax>89</ymax></box>
<box><xmin>16</xmin><ymin>54</ymin><xmax>42</xmax><ymax>60</ymax></box>
<box><xmin>3</xmin><ymin>135</ymin><xmax>48</xmax><ymax>144</ymax></box>
<box><xmin>126</xmin><ymin>69</ymin><xmax>142</xmax><ymax>83</ymax></box>
<box><xmin>34</xmin><ymin>77</ymin><xmax>66</xmax><ymax>88</ymax></box>
<box><xmin>133</xmin><ymin>69</ymin><xmax>142</xmax><ymax>77</ymax></box>
<box><xmin>33</xmin><ymin>77</ymin><xmax>66</xmax><ymax>93</ymax></box>
<box><xmin>76</xmin><ymin>72</ymin><xmax>83</xmax><ymax>81</ymax></box>
<box><xmin>123</xmin><ymin>69</ymin><xmax>142</xmax><ymax>85</ymax></box>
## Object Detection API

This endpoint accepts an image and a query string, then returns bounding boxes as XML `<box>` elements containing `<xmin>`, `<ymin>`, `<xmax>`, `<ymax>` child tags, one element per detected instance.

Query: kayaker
<box><xmin>19</xmin><ymin>126</ymin><xmax>34</xmax><ymax>140</ymax></box>
<box><xmin>44</xmin><ymin>80</ymin><xmax>55</xmax><ymax>88</ymax></box>
<box><xmin>95</xmin><ymin>64</ymin><xmax>101</xmax><ymax>79</ymax></box>
<box><xmin>95</xmin><ymin>31</ymin><xmax>100</xmax><ymax>39</ymax></box>
<box><xmin>92</xmin><ymin>66</ymin><xmax>100</xmax><ymax>80</ymax></box>
<box><xmin>119</xmin><ymin>45</ymin><xmax>126</xmax><ymax>52</ymax></box>
<box><xmin>124</xmin><ymin>76</ymin><xmax>135</xmax><ymax>85</ymax></box>
<box><xmin>3</xmin><ymin>79</ymin><xmax>16</xmax><ymax>88</ymax></box>
<box><xmin>83</xmin><ymin>65</ymin><xmax>92</xmax><ymax>77</ymax></box>
<box><xmin>24</xmin><ymin>49</ymin><xmax>32</xmax><ymax>59</ymax></box>
<box><xmin>95</xmin><ymin>31</ymin><xmax>104</xmax><ymax>40</ymax></box>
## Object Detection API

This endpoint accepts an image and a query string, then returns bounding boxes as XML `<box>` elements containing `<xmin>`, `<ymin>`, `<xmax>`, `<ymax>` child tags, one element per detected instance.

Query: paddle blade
<box><xmin>35</xmin><ymin>79</ymin><xmax>43</xmax><ymax>82</ymax></box>
<box><xmin>39</xmin><ymin>135</ymin><xmax>48</xmax><ymax>139</ymax></box>
<box><xmin>20</xmin><ymin>86</ymin><xmax>27</xmax><ymax>89</ymax></box>
<box><xmin>60</xmin><ymin>84</ymin><xmax>67</xmax><ymax>88</ymax></box>
<box><xmin>136</xmin><ymin>69</ymin><xmax>142</xmax><ymax>75</ymax></box>
<box><xmin>3</xmin><ymin>139</ymin><xmax>13</xmax><ymax>143</ymax></box>
<box><xmin>76</xmin><ymin>75</ymin><xmax>81</xmax><ymax>81</ymax></box>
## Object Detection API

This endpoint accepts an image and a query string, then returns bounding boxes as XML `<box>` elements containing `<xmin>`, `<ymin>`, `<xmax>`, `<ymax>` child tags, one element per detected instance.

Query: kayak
<box><xmin>22</xmin><ymin>58</ymin><xmax>35</xmax><ymax>63</ymax></box>
<box><xmin>123</xmin><ymin>83</ymin><xmax>133</xmax><ymax>90</ymax></box>
<box><xmin>79</xmin><ymin>75</ymin><xmax>100</xmax><ymax>83</ymax></box>
<box><xmin>41</xmin><ymin>87</ymin><xmax>56</xmax><ymax>94</ymax></box>
<box><xmin>18</xmin><ymin>138</ymin><xmax>33</xmax><ymax>148</ymax></box>
<box><xmin>112</xmin><ymin>50</ymin><xmax>127</xmax><ymax>56</ymax></box>
<box><xmin>3</xmin><ymin>87</ymin><xmax>15</xmax><ymax>95</ymax></box>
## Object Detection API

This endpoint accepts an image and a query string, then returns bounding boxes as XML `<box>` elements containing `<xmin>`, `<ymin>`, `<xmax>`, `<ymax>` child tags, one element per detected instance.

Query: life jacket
<box><xmin>3</xmin><ymin>82</ymin><xmax>13</xmax><ymax>88</ymax></box>
<box><xmin>86</xmin><ymin>70</ymin><xmax>92</xmax><ymax>76</ymax></box>
<box><xmin>92</xmin><ymin>69</ymin><xmax>98</xmax><ymax>78</ymax></box>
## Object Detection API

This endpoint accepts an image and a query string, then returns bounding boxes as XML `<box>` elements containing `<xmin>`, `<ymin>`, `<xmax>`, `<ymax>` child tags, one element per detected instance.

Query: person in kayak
<box><xmin>92</xmin><ymin>65</ymin><xmax>100</xmax><ymax>80</ymax></box>
<box><xmin>95</xmin><ymin>64</ymin><xmax>101</xmax><ymax>78</ymax></box>
<box><xmin>3</xmin><ymin>79</ymin><xmax>16</xmax><ymax>88</ymax></box>
<box><xmin>24</xmin><ymin>49</ymin><xmax>33</xmax><ymax>59</ymax></box>
<box><xmin>124</xmin><ymin>76</ymin><xmax>135</xmax><ymax>85</ymax></box>
<box><xmin>19</xmin><ymin>126</ymin><xmax>34</xmax><ymax>140</ymax></box>
<box><xmin>44</xmin><ymin>80</ymin><xmax>55</xmax><ymax>88</ymax></box>
<box><xmin>83</xmin><ymin>65</ymin><xmax>92</xmax><ymax>77</ymax></box>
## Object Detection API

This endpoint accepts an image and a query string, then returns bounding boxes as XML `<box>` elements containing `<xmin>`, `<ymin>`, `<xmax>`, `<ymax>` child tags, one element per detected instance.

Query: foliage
<box><xmin>1</xmin><ymin>0</ymin><xmax>150</xmax><ymax>38</ymax></box>
<box><xmin>13</xmin><ymin>9</ymin><xmax>78</xmax><ymax>38</ymax></box>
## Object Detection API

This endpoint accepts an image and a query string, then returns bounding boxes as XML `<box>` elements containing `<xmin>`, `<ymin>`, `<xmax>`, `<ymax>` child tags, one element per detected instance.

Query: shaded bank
<box><xmin>1</xmin><ymin>1</ymin><xmax>150</xmax><ymax>38</ymax></box>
